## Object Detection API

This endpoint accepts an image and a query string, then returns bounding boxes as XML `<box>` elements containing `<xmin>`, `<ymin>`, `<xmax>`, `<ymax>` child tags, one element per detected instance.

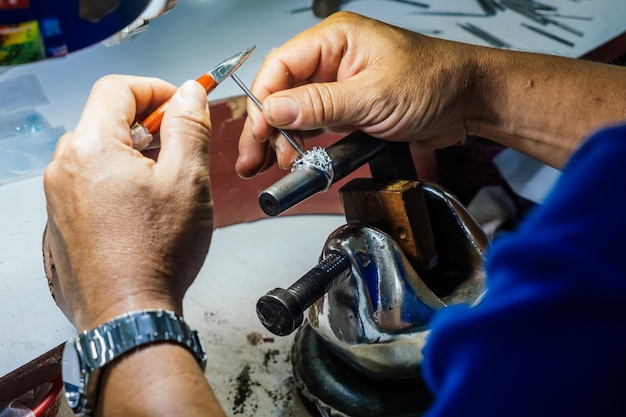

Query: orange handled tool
<box><xmin>131</xmin><ymin>45</ymin><xmax>255</xmax><ymax>150</ymax></box>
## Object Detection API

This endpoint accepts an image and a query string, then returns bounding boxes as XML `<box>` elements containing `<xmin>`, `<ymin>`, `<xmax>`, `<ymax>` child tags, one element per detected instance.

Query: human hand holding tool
<box><xmin>45</xmin><ymin>73</ymin><xmax>228</xmax><ymax>417</ymax></box>
<box><xmin>235</xmin><ymin>12</ymin><xmax>477</xmax><ymax>178</ymax></box>
<box><xmin>44</xmin><ymin>74</ymin><xmax>215</xmax><ymax>330</ymax></box>
<box><xmin>231</xmin><ymin>72</ymin><xmax>337</xmax><ymax>204</ymax></box>
<box><xmin>130</xmin><ymin>45</ymin><xmax>255</xmax><ymax>150</ymax></box>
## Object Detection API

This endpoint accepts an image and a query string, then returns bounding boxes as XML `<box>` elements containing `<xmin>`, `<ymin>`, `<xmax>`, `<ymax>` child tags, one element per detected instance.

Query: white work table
<box><xmin>0</xmin><ymin>0</ymin><xmax>624</xmax><ymax>412</ymax></box>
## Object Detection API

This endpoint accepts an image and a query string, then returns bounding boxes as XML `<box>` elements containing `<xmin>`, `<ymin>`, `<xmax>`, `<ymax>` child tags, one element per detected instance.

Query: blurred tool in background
<box><xmin>313</xmin><ymin>0</ymin><xmax>343</xmax><ymax>17</ymax></box>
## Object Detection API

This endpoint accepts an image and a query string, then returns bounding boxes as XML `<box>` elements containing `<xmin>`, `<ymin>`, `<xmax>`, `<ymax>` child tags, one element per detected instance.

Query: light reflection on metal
<box><xmin>306</xmin><ymin>181</ymin><xmax>488</xmax><ymax>379</ymax></box>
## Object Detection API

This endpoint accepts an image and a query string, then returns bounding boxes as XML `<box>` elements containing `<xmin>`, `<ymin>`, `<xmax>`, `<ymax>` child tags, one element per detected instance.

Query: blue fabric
<box><xmin>422</xmin><ymin>124</ymin><xmax>626</xmax><ymax>416</ymax></box>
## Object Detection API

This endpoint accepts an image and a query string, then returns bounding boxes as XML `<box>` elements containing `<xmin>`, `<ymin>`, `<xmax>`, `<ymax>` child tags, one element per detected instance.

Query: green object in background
<box><xmin>0</xmin><ymin>20</ymin><xmax>46</xmax><ymax>66</ymax></box>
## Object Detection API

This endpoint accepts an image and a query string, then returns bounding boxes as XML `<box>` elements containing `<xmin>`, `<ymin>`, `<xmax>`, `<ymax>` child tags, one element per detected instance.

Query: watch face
<box><xmin>62</xmin><ymin>340</ymin><xmax>84</xmax><ymax>409</ymax></box>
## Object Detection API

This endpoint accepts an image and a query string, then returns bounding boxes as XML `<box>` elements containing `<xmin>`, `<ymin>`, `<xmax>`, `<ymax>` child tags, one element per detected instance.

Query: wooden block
<box><xmin>339</xmin><ymin>178</ymin><xmax>438</xmax><ymax>276</ymax></box>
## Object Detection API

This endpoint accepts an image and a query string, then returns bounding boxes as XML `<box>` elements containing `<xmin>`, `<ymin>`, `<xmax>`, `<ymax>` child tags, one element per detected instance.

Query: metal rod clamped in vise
<box><xmin>256</xmin><ymin>251</ymin><xmax>351</xmax><ymax>336</ymax></box>
<box><xmin>258</xmin><ymin>131</ymin><xmax>418</xmax><ymax>216</ymax></box>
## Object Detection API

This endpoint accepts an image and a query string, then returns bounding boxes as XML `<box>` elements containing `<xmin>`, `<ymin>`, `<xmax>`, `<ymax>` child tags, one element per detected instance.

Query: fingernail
<box><xmin>274</xmin><ymin>140</ymin><xmax>287</xmax><ymax>170</ymax></box>
<box><xmin>179</xmin><ymin>80</ymin><xmax>207</xmax><ymax>108</ymax></box>
<box><xmin>248</xmin><ymin>117</ymin><xmax>259</xmax><ymax>142</ymax></box>
<box><xmin>266</xmin><ymin>96</ymin><xmax>299</xmax><ymax>125</ymax></box>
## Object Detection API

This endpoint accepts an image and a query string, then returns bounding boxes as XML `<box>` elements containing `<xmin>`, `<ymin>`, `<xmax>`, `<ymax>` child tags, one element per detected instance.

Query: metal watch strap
<box><xmin>76</xmin><ymin>309</ymin><xmax>207</xmax><ymax>371</ymax></box>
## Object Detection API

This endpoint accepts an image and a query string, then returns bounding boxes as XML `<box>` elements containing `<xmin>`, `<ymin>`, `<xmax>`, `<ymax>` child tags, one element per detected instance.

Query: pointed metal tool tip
<box><xmin>209</xmin><ymin>45</ymin><xmax>256</xmax><ymax>84</ymax></box>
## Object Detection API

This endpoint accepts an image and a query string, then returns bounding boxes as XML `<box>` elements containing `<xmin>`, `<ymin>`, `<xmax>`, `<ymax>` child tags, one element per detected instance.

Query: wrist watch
<box><xmin>61</xmin><ymin>309</ymin><xmax>207</xmax><ymax>416</ymax></box>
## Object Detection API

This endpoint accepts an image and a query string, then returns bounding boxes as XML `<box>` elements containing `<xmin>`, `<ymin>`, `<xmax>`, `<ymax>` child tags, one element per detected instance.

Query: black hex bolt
<box><xmin>256</xmin><ymin>251</ymin><xmax>351</xmax><ymax>336</ymax></box>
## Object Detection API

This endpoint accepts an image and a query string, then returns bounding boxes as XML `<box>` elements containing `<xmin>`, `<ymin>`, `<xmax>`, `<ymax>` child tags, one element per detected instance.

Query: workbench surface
<box><xmin>1</xmin><ymin>0</ymin><xmax>624</xmax><ymax>412</ymax></box>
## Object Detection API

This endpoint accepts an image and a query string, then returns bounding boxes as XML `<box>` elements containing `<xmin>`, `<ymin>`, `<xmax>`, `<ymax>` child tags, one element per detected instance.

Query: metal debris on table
<box><xmin>384</xmin><ymin>0</ymin><xmax>429</xmax><ymax>8</ymax></box>
<box><xmin>287</xmin><ymin>0</ymin><xmax>590</xmax><ymax>49</ymax></box>
<box><xmin>293</xmin><ymin>0</ymin><xmax>428</xmax><ymax>16</ymax></box>
<box><xmin>521</xmin><ymin>22</ymin><xmax>576</xmax><ymax>46</ymax></box>
<box><xmin>412</xmin><ymin>11</ymin><xmax>493</xmax><ymax>16</ymax></box>
<box><xmin>457</xmin><ymin>21</ymin><xmax>512</xmax><ymax>48</ymax></box>
<box><xmin>502</xmin><ymin>0</ymin><xmax>583</xmax><ymax>36</ymax></box>
<box><xmin>412</xmin><ymin>0</ymin><xmax>587</xmax><ymax>48</ymax></box>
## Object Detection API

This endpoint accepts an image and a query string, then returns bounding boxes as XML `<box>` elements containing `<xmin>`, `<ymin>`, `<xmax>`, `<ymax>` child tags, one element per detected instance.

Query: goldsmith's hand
<box><xmin>43</xmin><ymin>75</ymin><xmax>213</xmax><ymax>331</ymax></box>
<box><xmin>236</xmin><ymin>11</ymin><xmax>479</xmax><ymax>177</ymax></box>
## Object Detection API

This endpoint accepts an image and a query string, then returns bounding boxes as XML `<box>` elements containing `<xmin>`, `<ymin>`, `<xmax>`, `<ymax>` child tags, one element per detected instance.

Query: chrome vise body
<box><xmin>309</xmin><ymin>181</ymin><xmax>488</xmax><ymax>380</ymax></box>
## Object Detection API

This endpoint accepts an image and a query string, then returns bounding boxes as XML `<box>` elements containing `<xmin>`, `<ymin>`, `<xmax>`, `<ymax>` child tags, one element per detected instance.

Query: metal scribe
<box><xmin>230</xmin><ymin>73</ymin><xmax>305</xmax><ymax>156</ymax></box>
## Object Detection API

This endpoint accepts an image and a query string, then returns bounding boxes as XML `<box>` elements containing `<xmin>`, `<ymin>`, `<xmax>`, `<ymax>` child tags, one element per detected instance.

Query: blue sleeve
<box><xmin>422</xmin><ymin>124</ymin><xmax>626</xmax><ymax>417</ymax></box>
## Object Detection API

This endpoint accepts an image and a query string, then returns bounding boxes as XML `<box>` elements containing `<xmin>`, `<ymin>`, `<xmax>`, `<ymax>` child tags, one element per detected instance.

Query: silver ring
<box><xmin>292</xmin><ymin>146</ymin><xmax>335</xmax><ymax>191</ymax></box>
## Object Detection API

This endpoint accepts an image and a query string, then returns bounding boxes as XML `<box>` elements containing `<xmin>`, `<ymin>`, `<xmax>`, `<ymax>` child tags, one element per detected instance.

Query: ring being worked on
<box><xmin>292</xmin><ymin>146</ymin><xmax>335</xmax><ymax>190</ymax></box>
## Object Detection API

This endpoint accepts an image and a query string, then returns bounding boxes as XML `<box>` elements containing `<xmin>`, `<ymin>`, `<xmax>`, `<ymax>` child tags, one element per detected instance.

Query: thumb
<box><xmin>263</xmin><ymin>80</ymin><xmax>364</xmax><ymax>131</ymax></box>
<box><xmin>157</xmin><ymin>80</ymin><xmax>212</xmax><ymax>171</ymax></box>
